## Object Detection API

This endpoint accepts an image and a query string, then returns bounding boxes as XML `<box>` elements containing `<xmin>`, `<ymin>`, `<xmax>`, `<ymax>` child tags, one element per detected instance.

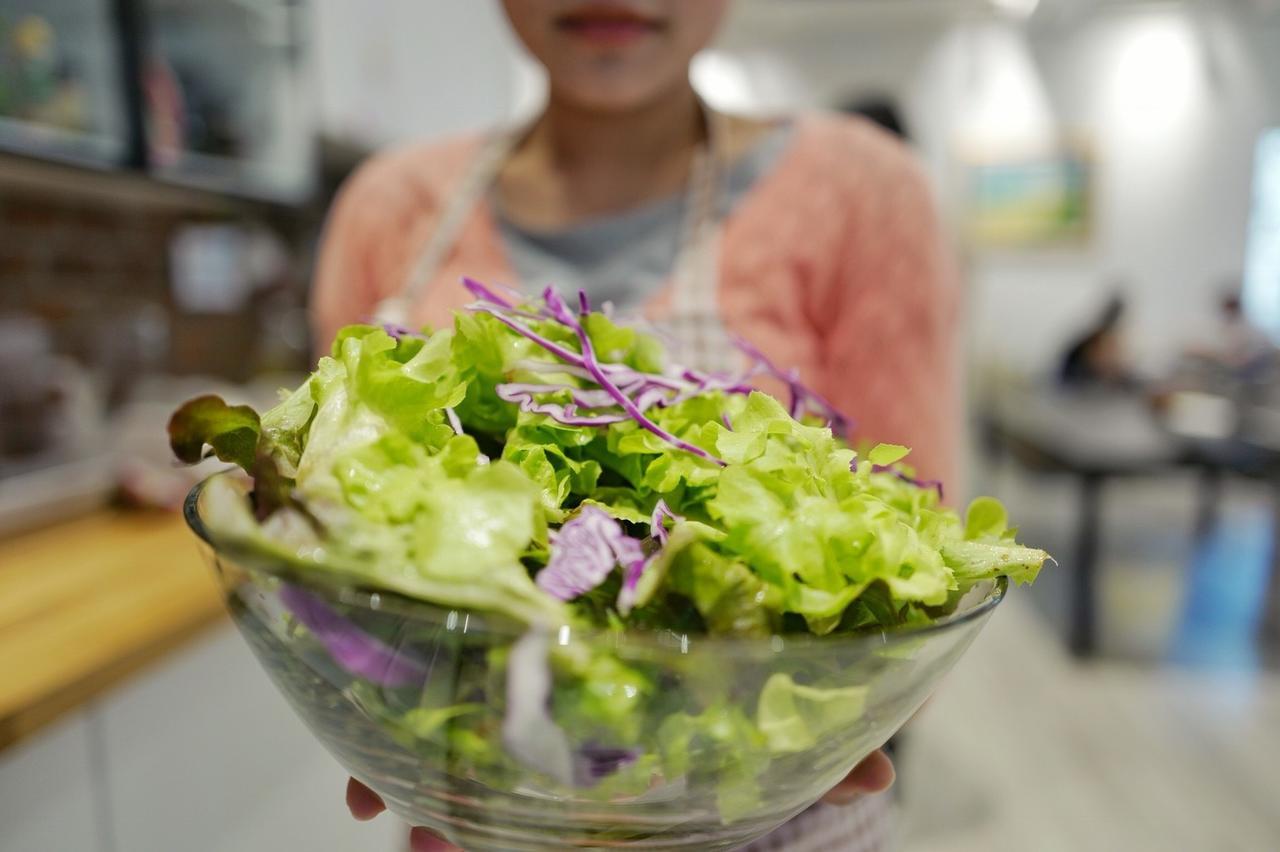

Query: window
<box><xmin>0</xmin><ymin>0</ymin><xmax>128</xmax><ymax>164</ymax></box>
<box><xmin>1244</xmin><ymin>129</ymin><xmax>1280</xmax><ymax>343</ymax></box>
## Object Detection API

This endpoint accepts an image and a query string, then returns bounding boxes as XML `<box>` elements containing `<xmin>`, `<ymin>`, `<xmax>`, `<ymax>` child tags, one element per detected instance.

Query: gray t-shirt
<box><xmin>494</xmin><ymin>122</ymin><xmax>794</xmax><ymax>312</ymax></box>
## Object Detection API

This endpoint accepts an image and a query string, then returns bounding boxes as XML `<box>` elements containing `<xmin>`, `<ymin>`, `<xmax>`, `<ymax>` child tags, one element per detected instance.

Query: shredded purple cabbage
<box><xmin>461</xmin><ymin>276</ymin><xmax>517</xmax><ymax>310</ymax></box>
<box><xmin>469</xmin><ymin>288</ymin><xmax>728</xmax><ymax>464</ymax></box>
<box><xmin>650</xmin><ymin>499</ymin><xmax>679</xmax><ymax>546</ymax></box>
<box><xmin>616</xmin><ymin>501</ymin><xmax>683</xmax><ymax>614</ymax></box>
<box><xmin>497</xmin><ymin>383</ymin><xmax>617</xmax><ymax>410</ymax></box>
<box><xmin>731</xmin><ymin>335</ymin><xmax>852</xmax><ymax>434</ymax></box>
<box><xmin>536</xmin><ymin>506</ymin><xmax>646</xmax><ymax>601</ymax></box>
<box><xmin>576</xmin><ymin>744</ymin><xmax>640</xmax><ymax>782</ymax></box>
<box><xmin>279</xmin><ymin>585</ymin><xmax>428</xmax><ymax>688</ymax></box>
<box><xmin>495</xmin><ymin>383</ymin><xmax>627</xmax><ymax>427</ymax></box>
<box><xmin>472</xmin><ymin>302</ymin><xmax>591</xmax><ymax>369</ymax></box>
<box><xmin>870</xmin><ymin>463</ymin><xmax>945</xmax><ymax>500</ymax></box>
<box><xmin>381</xmin><ymin>322</ymin><xmax>426</xmax><ymax>341</ymax></box>
<box><xmin>550</xmin><ymin>288</ymin><xmax>726</xmax><ymax>465</ymax></box>
<box><xmin>464</xmin><ymin>282</ymin><xmax>856</xmax><ymax>465</ymax></box>
<box><xmin>679</xmin><ymin>368</ymin><xmax>754</xmax><ymax>396</ymax></box>
<box><xmin>510</xmin><ymin>359</ymin><xmax>595</xmax><ymax>381</ymax></box>
<box><xmin>509</xmin><ymin>355</ymin><xmax>681</xmax><ymax>416</ymax></box>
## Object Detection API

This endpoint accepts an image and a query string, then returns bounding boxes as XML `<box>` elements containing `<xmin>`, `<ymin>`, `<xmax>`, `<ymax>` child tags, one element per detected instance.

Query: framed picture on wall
<box><xmin>961</xmin><ymin>142</ymin><xmax>1093</xmax><ymax>249</ymax></box>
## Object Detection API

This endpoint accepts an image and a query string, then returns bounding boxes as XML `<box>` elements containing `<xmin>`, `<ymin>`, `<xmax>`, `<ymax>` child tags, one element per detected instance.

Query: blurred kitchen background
<box><xmin>1</xmin><ymin>0</ymin><xmax>1278</xmax><ymax>850</ymax></box>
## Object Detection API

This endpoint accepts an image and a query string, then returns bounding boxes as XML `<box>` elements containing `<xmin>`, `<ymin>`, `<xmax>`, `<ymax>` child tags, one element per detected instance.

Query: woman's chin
<box><xmin>549</xmin><ymin>74</ymin><xmax>689</xmax><ymax>114</ymax></box>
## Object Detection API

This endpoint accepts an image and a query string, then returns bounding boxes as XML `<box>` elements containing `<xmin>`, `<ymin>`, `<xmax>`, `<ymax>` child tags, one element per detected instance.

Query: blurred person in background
<box><xmin>314</xmin><ymin>1</ymin><xmax>955</xmax><ymax>849</ymax></box>
<box><xmin>1058</xmin><ymin>292</ymin><xmax>1139</xmax><ymax>391</ymax></box>
<box><xmin>1185</xmin><ymin>286</ymin><xmax>1276</xmax><ymax>379</ymax></box>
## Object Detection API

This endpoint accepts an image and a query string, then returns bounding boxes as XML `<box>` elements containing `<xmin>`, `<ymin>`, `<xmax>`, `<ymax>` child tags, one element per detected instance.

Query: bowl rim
<box><xmin>185</xmin><ymin>473</ymin><xmax>1009</xmax><ymax>652</ymax></box>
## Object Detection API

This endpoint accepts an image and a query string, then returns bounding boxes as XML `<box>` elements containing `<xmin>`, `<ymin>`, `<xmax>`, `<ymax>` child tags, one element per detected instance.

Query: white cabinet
<box><xmin>0</xmin><ymin>713</ymin><xmax>103</xmax><ymax>852</ymax></box>
<box><xmin>96</xmin><ymin>625</ymin><xmax>402</xmax><ymax>852</ymax></box>
<box><xmin>0</xmin><ymin>626</ymin><xmax>403</xmax><ymax>852</ymax></box>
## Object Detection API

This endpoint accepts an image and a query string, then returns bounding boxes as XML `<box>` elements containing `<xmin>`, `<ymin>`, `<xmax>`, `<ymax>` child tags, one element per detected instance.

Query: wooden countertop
<box><xmin>0</xmin><ymin>510</ymin><xmax>226</xmax><ymax>751</ymax></box>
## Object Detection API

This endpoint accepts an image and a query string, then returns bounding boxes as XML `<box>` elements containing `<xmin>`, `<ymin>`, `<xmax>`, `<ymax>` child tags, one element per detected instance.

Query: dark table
<box><xmin>985</xmin><ymin>389</ymin><xmax>1280</xmax><ymax>658</ymax></box>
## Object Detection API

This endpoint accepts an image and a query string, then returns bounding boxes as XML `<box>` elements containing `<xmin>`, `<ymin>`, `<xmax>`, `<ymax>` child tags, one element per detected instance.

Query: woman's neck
<box><xmin>497</xmin><ymin>82</ymin><xmax>706</xmax><ymax>230</ymax></box>
<box><xmin>537</xmin><ymin>84</ymin><xmax>705</xmax><ymax>173</ymax></box>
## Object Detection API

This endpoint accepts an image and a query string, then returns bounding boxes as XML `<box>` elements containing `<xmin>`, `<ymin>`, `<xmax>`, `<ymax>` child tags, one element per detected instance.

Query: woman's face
<box><xmin>501</xmin><ymin>0</ymin><xmax>731</xmax><ymax>111</ymax></box>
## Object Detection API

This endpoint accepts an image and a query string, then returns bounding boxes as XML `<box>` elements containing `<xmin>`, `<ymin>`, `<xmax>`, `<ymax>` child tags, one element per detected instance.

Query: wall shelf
<box><xmin>0</xmin><ymin>0</ymin><xmax>315</xmax><ymax>209</ymax></box>
<box><xmin>0</xmin><ymin>149</ymin><xmax>293</xmax><ymax>215</ymax></box>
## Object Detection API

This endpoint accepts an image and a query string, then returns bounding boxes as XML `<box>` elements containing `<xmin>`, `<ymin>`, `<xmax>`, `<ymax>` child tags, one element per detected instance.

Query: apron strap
<box><xmin>372</xmin><ymin>104</ymin><xmax>733</xmax><ymax>374</ymax></box>
<box><xmin>668</xmin><ymin>109</ymin><xmax>735</xmax><ymax>373</ymax></box>
<box><xmin>372</xmin><ymin>129</ymin><xmax>519</xmax><ymax>325</ymax></box>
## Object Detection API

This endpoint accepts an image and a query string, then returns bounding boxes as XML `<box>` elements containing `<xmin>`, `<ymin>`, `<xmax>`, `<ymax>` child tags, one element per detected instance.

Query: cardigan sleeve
<box><xmin>814</xmin><ymin>130</ymin><xmax>962</xmax><ymax>492</ymax></box>
<box><xmin>310</xmin><ymin>167</ymin><xmax>385</xmax><ymax>355</ymax></box>
<box><xmin>309</xmin><ymin>140</ymin><xmax>471</xmax><ymax>355</ymax></box>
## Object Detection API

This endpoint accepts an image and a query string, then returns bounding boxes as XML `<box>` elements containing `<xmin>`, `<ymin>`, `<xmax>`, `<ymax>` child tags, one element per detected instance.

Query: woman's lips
<box><xmin>555</xmin><ymin>5</ymin><xmax>665</xmax><ymax>47</ymax></box>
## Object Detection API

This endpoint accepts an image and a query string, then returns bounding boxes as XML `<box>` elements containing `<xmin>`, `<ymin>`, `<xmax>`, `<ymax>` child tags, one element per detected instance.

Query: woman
<box><xmin>314</xmin><ymin>2</ymin><xmax>956</xmax><ymax>848</ymax></box>
<box><xmin>1058</xmin><ymin>293</ymin><xmax>1137</xmax><ymax>390</ymax></box>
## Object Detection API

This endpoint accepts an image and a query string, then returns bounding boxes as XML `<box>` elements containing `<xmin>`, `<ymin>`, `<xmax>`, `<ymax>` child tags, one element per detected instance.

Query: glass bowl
<box><xmin>185</xmin><ymin>475</ymin><xmax>1006</xmax><ymax>851</ymax></box>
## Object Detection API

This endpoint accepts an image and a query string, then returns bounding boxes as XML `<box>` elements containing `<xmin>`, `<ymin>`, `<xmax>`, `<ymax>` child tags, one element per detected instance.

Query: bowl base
<box><xmin>233</xmin><ymin>598</ymin><xmax>798</xmax><ymax>851</ymax></box>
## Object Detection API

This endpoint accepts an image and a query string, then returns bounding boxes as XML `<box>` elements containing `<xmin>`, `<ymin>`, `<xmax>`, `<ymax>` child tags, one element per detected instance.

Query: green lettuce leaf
<box><xmin>867</xmin><ymin>443</ymin><xmax>910</xmax><ymax>466</ymax></box>
<box><xmin>168</xmin><ymin>395</ymin><xmax>261</xmax><ymax>470</ymax></box>
<box><xmin>259</xmin><ymin>382</ymin><xmax>317</xmax><ymax>477</ymax></box>
<box><xmin>757</xmin><ymin>673</ymin><xmax>869</xmax><ymax>754</ymax></box>
<box><xmin>177</xmin><ymin>291</ymin><xmax>1055</xmax><ymax>830</ymax></box>
<box><xmin>665</xmin><ymin>539</ymin><xmax>781</xmax><ymax>637</ymax></box>
<box><xmin>657</xmin><ymin>705</ymin><xmax>770</xmax><ymax>823</ymax></box>
<box><xmin>964</xmin><ymin>495</ymin><xmax>1008</xmax><ymax>540</ymax></box>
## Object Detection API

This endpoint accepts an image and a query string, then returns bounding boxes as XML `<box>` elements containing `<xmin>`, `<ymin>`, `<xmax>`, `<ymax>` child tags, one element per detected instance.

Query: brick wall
<box><xmin>0</xmin><ymin>183</ymin><xmax>314</xmax><ymax>398</ymax></box>
<box><xmin>0</xmin><ymin>192</ymin><xmax>174</xmax><ymax>314</ymax></box>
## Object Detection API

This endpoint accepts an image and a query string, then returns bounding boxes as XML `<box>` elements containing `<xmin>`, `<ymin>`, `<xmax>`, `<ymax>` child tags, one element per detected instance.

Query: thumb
<box><xmin>410</xmin><ymin>826</ymin><xmax>462</xmax><ymax>851</ymax></box>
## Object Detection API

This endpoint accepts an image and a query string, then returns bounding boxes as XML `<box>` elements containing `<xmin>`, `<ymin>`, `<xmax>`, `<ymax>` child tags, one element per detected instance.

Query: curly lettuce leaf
<box><xmin>168</xmin><ymin>395</ymin><xmax>261</xmax><ymax>470</ymax></box>
<box><xmin>700</xmin><ymin>393</ymin><xmax>955</xmax><ymax>631</ymax></box>
<box><xmin>551</xmin><ymin>643</ymin><xmax>653</xmax><ymax>743</ymax></box>
<box><xmin>964</xmin><ymin>495</ymin><xmax>1009</xmax><ymax>540</ymax></box>
<box><xmin>663</xmin><ymin>533</ymin><xmax>781</xmax><ymax>637</ymax></box>
<box><xmin>757</xmin><ymin>673</ymin><xmax>869</xmax><ymax>754</ymax></box>
<box><xmin>944</xmin><ymin>496</ymin><xmax>1048</xmax><ymax>585</ymax></box>
<box><xmin>335</xmin><ymin>325</ymin><xmax>466</xmax><ymax>444</ymax></box>
<box><xmin>191</xmin><ymin>324</ymin><xmax>566</xmax><ymax>625</ymax></box>
<box><xmin>657</xmin><ymin>705</ymin><xmax>771</xmax><ymax>823</ymax></box>
<box><xmin>259</xmin><ymin>381</ymin><xmax>318</xmax><ymax>477</ymax></box>
<box><xmin>582</xmin><ymin>312</ymin><xmax>664</xmax><ymax>373</ymax></box>
<box><xmin>183</xmin><ymin>295</ymin><xmax>1049</xmax><ymax>637</ymax></box>
<box><xmin>503</xmin><ymin>421</ymin><xmax>602</xmax><ymax>518</ymax></box>
<box><xmin>176</xmin><ymin>286</ymin><xmax>1056</xmax><ymax>831</ymax></box>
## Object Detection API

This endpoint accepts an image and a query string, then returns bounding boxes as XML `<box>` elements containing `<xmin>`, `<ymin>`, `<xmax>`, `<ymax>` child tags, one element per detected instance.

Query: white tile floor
<box><xmin>896</xmin><ymin>569</ymin><xmax>1280</xmax><ymax>852</ymax></box>
<box><xmin>889</xmin><ymin>440</ymin><xmax>1280</xmax><ymax>850</ymax></box>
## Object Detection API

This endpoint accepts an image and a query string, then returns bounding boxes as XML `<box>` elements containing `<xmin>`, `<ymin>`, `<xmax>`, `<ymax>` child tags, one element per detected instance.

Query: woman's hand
<box><xmin>345</xmin><ymin>779</ymin><xmax>458</xmax><ymax>851</ymax></box>
<box><xmin>820</xmin><ymin>748</ymin><xmax>895</xmax><ymax>804</ymax></box>
<box><xmin>346</xmin><ymin>750</ymin><xmax>895</xmax><ymax>850</ymax></box>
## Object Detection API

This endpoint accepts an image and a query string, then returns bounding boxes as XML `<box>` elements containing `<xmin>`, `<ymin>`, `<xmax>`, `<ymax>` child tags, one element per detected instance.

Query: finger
<box><xmin>822</xmin><ymin>749</ymin><xmax>896</xmax><ymax>806</ymax></box>
<box><xmin>409</xmin><ymin>826</ymin><xmax>462</xmax><ymax>851</ymax></box>
<box><xmin>345</xmin><ymin>777</ymin><xmax>386</xmax><ymax>821</ymax></box>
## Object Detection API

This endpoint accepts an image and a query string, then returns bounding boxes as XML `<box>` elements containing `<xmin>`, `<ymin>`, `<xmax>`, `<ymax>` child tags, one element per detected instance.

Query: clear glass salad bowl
<box><xmin>186</xmin><ymin>476</ymin><xmax>1007</xmax><ymax>851</ymax></box>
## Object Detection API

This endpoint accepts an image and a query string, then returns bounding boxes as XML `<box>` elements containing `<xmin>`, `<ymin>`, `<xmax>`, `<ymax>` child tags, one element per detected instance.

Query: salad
<box><xmin>171</xmin><ymin>279</ymin><xmax>1049</xmax><ymax>821</ymax></box>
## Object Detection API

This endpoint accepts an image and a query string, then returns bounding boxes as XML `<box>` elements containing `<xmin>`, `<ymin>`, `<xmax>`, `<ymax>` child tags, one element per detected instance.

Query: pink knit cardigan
<box><xmin>312</xmin><ymin>113</ymin><xmax>960</xmax><ymax>486</ymax></box>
